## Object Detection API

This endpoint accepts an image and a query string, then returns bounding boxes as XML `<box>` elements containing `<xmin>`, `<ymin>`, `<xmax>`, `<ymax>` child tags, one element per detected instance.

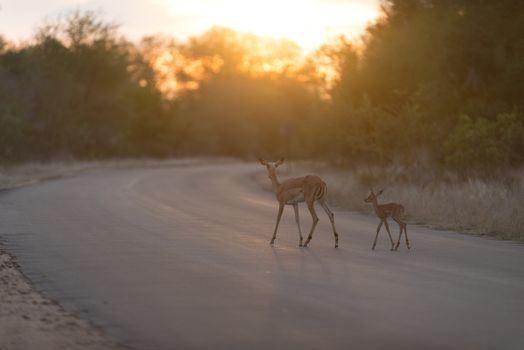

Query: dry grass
<box><xmin>2</xmin><ymin>158</ymin><xmax>522</xmax><ymax>240</ymax></box>
<box><xmin>272</xmin><ymin>162</ymin><xmax>524</xmax><ymax>241</ymax></box>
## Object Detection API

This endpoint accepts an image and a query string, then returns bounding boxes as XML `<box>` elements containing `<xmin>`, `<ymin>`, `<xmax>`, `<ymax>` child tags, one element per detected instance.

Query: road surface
<box><xmin>0</xmin><ymin>162</ymin><xmax>523</xmax><ymax>350</ymax></box>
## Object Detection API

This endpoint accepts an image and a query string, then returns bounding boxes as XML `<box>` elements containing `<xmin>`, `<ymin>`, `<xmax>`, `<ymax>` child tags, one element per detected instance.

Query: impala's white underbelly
<box><xmin>286</xmin><ymin>191</ymin><xmax>305</xmax><ymax>205</ymax></box>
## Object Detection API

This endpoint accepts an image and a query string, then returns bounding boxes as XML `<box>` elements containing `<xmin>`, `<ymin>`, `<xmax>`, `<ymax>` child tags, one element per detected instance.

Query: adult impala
<box><xmin>258</xmin><ymin>158</ymin><xmax>339</xmax><ymax>248</ymax></box>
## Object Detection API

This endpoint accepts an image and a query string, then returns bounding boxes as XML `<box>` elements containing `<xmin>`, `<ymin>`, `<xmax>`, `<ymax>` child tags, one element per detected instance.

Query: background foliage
<box><xmin>1</xmin><ymin>1</ymin><xmax>523</xmax><ymax>177</ymax></box>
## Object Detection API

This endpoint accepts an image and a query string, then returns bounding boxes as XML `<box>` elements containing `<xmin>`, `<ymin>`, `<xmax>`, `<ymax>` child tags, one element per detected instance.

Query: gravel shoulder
<box><xmin>0</xmin><ymin>247</ymin><xmax>125</xmax><ymax>350</ymax></box>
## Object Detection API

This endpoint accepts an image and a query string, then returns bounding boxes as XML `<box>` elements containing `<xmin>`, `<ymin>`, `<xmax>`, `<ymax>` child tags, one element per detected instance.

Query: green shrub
<box><xmin>444</xmin><ymin>112</ymin><xmax>524</xmax><ymax>173</ymax></box>
<box><xmin>0</xmin><ymin>113</ymin><xmax>28</xmax><ymax>160</ymax></box>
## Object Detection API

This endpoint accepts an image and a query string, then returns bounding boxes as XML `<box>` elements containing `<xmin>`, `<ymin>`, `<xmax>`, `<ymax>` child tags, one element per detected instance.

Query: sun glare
<box><xmin>165</xmin><ymin>0</ymin><xmax>380</xmax><ymax>51</ymax></box>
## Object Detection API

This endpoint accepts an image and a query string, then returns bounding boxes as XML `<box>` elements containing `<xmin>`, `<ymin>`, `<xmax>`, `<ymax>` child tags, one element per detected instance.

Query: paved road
<box><xmin>1</xmin><ymin>162</ymin><xmax>523</xmax><ymax>350</ymax></box>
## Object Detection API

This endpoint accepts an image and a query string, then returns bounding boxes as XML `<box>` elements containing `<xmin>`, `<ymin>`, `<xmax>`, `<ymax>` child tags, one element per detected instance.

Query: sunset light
<box><xmin>165</xmin><ymin>0</ymin><xmax>380</xmax><ymax>50</ymax></box>
<box><xmin>1</xmin><ymin>1</ymin><xmax>380</xmax><ymax>52</ymax></box>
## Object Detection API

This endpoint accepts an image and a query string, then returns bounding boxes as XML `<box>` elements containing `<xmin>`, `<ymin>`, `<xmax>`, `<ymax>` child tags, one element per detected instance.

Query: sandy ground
<box><xmin>0</xmin><ymin>247</ymin><xmax>124</xmax><ymax>350</ymax></box>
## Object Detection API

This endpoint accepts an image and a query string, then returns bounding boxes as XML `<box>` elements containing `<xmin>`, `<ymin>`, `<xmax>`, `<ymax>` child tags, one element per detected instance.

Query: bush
<box><xmin>444</xmin><ymin>112</ymin><xmax>524</xmax><ymax>174</ymax></box>
<box><xmin>0</xmin><ymin>113</ymin><xmax>29</xmax><ymax>160</ymax></box>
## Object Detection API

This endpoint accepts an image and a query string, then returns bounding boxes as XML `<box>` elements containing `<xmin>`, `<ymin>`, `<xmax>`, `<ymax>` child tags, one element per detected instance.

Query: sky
<box><xmin>0</xmin><ymin>0</ymin><xmax>381</xmax><ymax>51</ymax></box>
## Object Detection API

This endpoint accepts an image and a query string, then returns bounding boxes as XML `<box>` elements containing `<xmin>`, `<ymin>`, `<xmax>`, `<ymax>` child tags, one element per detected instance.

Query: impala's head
<box><xmin>258</xmin><ymin>157</ymin><xmax>284</xmax><ymax>180</ymax></box>
<box><xmin>365</xmin><ymin>188</ymin><xmax>383</xmax><ymax>203</ymax></box>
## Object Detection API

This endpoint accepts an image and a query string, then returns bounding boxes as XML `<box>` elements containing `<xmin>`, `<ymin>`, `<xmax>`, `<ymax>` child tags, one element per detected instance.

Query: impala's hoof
<box><xmin>334</xmin><ymin>244</ymin><xmax>338</xmax><ymax>249</ymax></box>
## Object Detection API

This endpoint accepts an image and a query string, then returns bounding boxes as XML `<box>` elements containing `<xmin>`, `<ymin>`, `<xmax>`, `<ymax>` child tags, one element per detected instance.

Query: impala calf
<box><xmin>258</xmin><ymin>158</ymin><xmax>339</xmax><ymax>248</ymax></box>
<box><xmin>365</xmin><ymin>188</ymin><xmax>410</xmax><ymax>251</ymax></box>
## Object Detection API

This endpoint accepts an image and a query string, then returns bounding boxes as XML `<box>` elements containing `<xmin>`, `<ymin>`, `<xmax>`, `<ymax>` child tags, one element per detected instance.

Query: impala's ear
<box><xmin>275</xmin><ymin>158</ymin><xmax>285</xmax><ymax>167</ymax></box>
<box><xmin>377</xmin><ymin>189</ymin><xmax>384</xmax><ymax>196</ymax></box>
<box><xmin>258</xmin><ymin>157</ymin><xmax>268</xmax><ymax>166</ymax></box>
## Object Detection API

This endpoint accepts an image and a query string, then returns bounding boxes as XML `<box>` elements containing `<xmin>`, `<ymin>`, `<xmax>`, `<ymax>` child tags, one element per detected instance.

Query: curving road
<box><xmin>1</xmin><ymin>162</ymin><xmax>523</xmax><ymax>350</ymax></box>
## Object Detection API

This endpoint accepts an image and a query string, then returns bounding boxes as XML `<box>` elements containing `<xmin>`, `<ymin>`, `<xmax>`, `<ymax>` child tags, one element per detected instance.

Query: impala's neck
<box><xmin>268</xmin><ymin>171</ymin><xmax>281</xmax><ymax>193</ymax></box>
<box><xmin>371</xmin><ymin>196</ymin><xmax>381</xmax><ymax>215</ymax></box>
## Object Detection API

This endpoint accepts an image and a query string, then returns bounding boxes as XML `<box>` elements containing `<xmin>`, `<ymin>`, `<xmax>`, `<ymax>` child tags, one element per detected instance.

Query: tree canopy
<box><xmin>0</xmin><ymin>3</ymin><xmax>523</xmax><ymax>176</ymax></box>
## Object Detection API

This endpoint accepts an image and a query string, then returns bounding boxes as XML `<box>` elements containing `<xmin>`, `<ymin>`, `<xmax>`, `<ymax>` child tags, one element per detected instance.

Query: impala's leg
<box><xmin>404</xmin><ymin>224</ymin><xmax>411</xmax><ymax>250</ymax></box>
<box><xmin>303</xmin><ymin>201</ymin><xmax>319</xmax><ymax>247</ymax></box>
<box><xmin>320</xmin><ymin>201</ymin><xmax>339</xmax><ymax>248</ymax></box>
<box><xmin>392</xmin><ymin>217</ymin><xmax>404</xmax><ymax>251</ymax></box>
<box><xmin>383</xmin><ymin>218</ymin><xmax>395</xmax><ymax>251</ymax></box>
<box><xmin>372</xmin><ymin>221</ymin><xmax>383</xmax><ymax>250</ymax></box>
<box><xmin>270</xmin><ymin>203</ymin><xmax>285</xmax><ymax>245</ymax></box>
<box><xmin>292</xmin><ymin>204</ymin><xmax>304</xmax><ymax>247</ymax></box>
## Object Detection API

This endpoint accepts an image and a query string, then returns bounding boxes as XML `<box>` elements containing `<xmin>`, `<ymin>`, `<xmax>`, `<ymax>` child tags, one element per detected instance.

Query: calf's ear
<box><xmin>275</xmin><ymin>158</ymin><xmax>285</xmax><ymax>167</ymax></box>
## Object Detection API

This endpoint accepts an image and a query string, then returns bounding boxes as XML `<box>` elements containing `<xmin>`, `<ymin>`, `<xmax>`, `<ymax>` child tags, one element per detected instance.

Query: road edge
<box><xmin>0</xmin><ymin>158</ymin><xmax>233</xmax><ymax>350</ymax></box>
